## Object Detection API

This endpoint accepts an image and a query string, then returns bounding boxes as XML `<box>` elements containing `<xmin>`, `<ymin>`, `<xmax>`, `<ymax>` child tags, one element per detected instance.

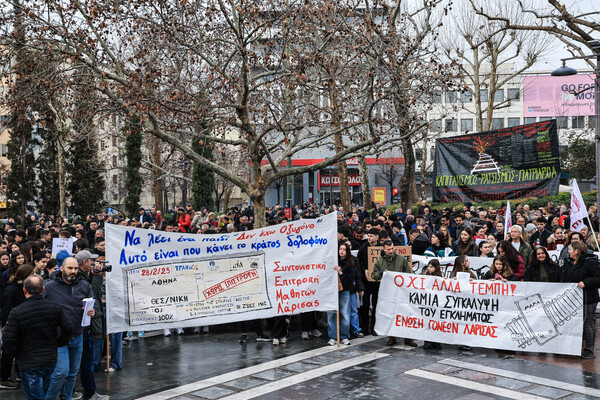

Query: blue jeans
<box><xmin>21</xmin><ymin>365</ymin><xmax>55</xmax><ymax>400</ymax></box>
<box><xmin>45</xmin><ymin>334</ymin><xmax>83</xmax><ymax>400</ymax></box>
<box><xmin>81</xmin><ymin>333</ymin><xmax>96</xmax><ymax>400</ymax></box>
<box><xmin>92</xmin><ymin>339</ymin><xmax>103</xmax><ymax>371</ymax></box>
<box><xmin>327</xmin><ymin>290</ymin><xmax>351</xmax><ymax>340</ymax></box>
<box><xmin>350</xmin><ymin>292</ymin><xmax>361</xmax><ymax>334</ymax></box>
<box><xmin>109</xmin><ymin>333</ymin><xmax>122</xmax><ymax>370</ymax></box>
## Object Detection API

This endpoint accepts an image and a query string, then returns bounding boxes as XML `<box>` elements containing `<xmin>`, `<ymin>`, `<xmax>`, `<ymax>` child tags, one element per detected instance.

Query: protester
<box><xmin>2</xmin><ymin>275</ymin><xmax>73</xmax><ymax>399</ymax></box>
<box><xmin>326</xmin><ymin>243</ymin><xmax>355</xmax><ymax>346</ymax></box>
<box><xmin>524</xmin><ymin>246</ymin><xmax>560</xmax><ymax>283</ymax></box>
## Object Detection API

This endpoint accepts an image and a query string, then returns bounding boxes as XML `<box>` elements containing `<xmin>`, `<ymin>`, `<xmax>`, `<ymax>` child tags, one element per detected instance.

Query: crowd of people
<box><xmin>0</xmin><ymin>198</ymin><xmax>599</xmax><ymax>399</ymax></box>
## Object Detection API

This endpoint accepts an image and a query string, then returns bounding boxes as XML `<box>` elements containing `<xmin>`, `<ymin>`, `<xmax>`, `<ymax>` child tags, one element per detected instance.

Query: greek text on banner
<box><xmin>374</xmin><ymin>272</ymin><xmax>583</xmax><ymax>355</ymax></box>
<box><xmin>105</xmin><ymin>213</ymin><xmax>339</xmax><ymax>333</ymax></box>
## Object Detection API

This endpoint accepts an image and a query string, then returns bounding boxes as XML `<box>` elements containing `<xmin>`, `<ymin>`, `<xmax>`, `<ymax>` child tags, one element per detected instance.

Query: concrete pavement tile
<box><xmin>450</xmin><ymin>369</ymin><xmax>495</xmax><ymax>381</ymax></box>
<box><xmin>280</xmin><ymin>361</ymin><xmax>321</xmax><ymax>373</ymax></box>
<box><xmin>526</xmin><ymin>386</ymin><xmax>572</xmax><ymax>399</ymax></box>
<box><xmin>488</xmin><ymin>376</ymin><xmax>531</xmax><ymax>390</ymax></box>
<box><xmin>420</xmin><ymin>363</ymin><xmax>462</xmax><ymax>374</ymax></box>
<box><xmin>332</xmin><ymin>383</ymin><xmax>405</xmax><ymax>399</ymax></box>
<box><xmin>222</xmin><ymin>376</ymin><xmax>266</xmax><ymax>390</ymax></box>
<box><xmin>251</xmin><ymin>368</ymin><xmax>294</xmax><ymax>381</ymax></box>
<box><xmin>458</xmin><ymin>394</ymin><xmax>503</xmax><ymax>400</ymax></box>
<box><xmin>190</xmin><ymin>386</ymin><xmax>237</xmax><ymax>399</ymax></box>
<box><xmin>373</xmin><ymin>374</ymin><xmax>429</xmax><ymax>392</ymax></box>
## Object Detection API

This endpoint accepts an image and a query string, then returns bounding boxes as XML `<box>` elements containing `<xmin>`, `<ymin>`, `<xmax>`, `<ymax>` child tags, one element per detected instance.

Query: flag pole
<box><xmin>586</xmin><ymin>214</ymin><xmax>600</xmax><ymax>251</ymax></box>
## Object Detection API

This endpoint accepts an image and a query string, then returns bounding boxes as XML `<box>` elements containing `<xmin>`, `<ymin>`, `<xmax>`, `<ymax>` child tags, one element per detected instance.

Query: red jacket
<box><xmin>178</xmin><ymin>213</ymin><xmax>191</xmax><ymax>232</ymax></box>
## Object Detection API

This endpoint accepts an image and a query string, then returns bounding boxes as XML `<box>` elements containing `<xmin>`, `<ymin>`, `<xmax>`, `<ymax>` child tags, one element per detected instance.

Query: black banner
<box><xmin>433</xmin><ymin>120</ymin><xmax>560</xmax><ymax>203</ymax></box>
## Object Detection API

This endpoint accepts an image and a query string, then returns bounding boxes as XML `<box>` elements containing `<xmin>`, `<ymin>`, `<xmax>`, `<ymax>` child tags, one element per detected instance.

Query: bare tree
<box><xmin>441</xmin><ymin>1</ymin><xmax>552</xmax><ymax>131</ymax></box>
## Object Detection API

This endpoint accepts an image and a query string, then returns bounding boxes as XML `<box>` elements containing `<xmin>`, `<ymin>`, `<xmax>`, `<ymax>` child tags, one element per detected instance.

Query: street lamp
<box><xmin>551</xmin><ymin>40</ymin><xmax>600</xmax><ymax>218</ymax></box>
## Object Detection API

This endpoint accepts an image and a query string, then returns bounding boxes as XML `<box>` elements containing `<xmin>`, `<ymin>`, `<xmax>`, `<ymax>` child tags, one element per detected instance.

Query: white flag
<box><xmin>570</xmin><ymin>179</ymin><xmax>588</xmax><ymax>232</ymax></box>
<box><xmin>504</xmin><ymin>200</ymin><xmax>512</xmax><ymax>236</ymax></box>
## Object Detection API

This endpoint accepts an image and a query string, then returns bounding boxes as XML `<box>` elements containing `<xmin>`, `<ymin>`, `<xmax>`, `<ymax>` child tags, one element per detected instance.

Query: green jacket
<box><xmin>372</xmin><ymin>252</ymin><xmax>411</xmax><ymax>281</ymax></box>
<box><xmin>517</xmin><ymin>239</ymin><xmax>533</xmax><ymax>266</ymax></box>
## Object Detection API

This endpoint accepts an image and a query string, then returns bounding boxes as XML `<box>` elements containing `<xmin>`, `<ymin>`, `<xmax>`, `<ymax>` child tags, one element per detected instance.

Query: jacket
<box><xmin>349</xmin><ymin>255</ymin><xmax>365</xmax><ymax>293</ymax></box>
<box><xmin>524</xmin><ymin>261</ymin><xmax>560</xmax><ymax>283</ymax></box>
<box><xmin>77</xmin><ymin>269</ymin><xmax>104</xmax><ymax>341</ymax></box>
<box><xmin>43</xmin><ymin>274</ymin><xmax>95</xmax><ymax>337</ymax></box>
<box><xmin>338</xmin><ymin>257</ymin><xmax>356</xmax><ymax>292</ymax></box>
<box><xmin>372</xmin><ymin>252</ymin><xmax>411</xmax><ymax>281</ymax></box>
<box><xmin>424</xmin><ymin>246</ymin><xmax>455</xmax><ymax>258</ymax></box>
<box><xmin>451</xmin><ymin>240</ymin><xmax>477</xmax><ymax>257</ymax></box>
<box><xmin>515</xmin><ymin>239</ymin><xmax>533</xmax><ymax>266</ymax></box>
<box><xmin>411</xmin><ymin>233</ymin><xmax>431</xmax><ymax>256</ymax></box>
<box><xmin>2</xmin><ymin>295</ymin><xmax>73</xmax><ymax>371</ymax></box>
<box><xmin>1</xmin><ymin>282</ymin><xmax>26</xmax><ymax>326</ymax></box>
<box><xmin>561</xmin><ymin>252</ymin><xmax>600</xmax><ymax>304</ymax></box>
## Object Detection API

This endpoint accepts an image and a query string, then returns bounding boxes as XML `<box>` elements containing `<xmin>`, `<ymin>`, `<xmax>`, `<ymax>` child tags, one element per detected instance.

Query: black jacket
<box><xmin>524</xmin><ymin>261</ymin><xmax>560</xmax><ymax>283</ymax></box>
<box><xmin>0</xmin><ymin>282</ymin><xmax>25</xmax><ymax>326</ymax></box>
<box><xmin>77</xmin><ymin>269</ymin><xmax>105</xmax><ymax>341</ymax></box>
<box><xmin>2</xmin><ymin>295</ymin><xmax>73</xmax><ymax>370</ymax></box>
<box><xmin>411</xmin><ymin>233</ymin><xmax>431</xmax><ymax>256</ymax></box>
<box><xmin>451</xmin><ymin>240</ymin><xmax>477</xmax><ymax>257</ymax></box>
<box><xmin>338</xmin><ymin>257</ymin><xmax>356</xmax><ymax>292</ymax></box>
<box><xmin>561</xmin><ymin>253</ymin><xmax>600</xmax><ymax>304</ymax></box>
<box><xmin>43</xmin><ymin>274</ymin><xmax>95</xmax><ymax>336</ymax></box>
<box><xmin>350</xmin><ymin>255</ymin><xmax>365</xmax><ymax>293</ymax></box>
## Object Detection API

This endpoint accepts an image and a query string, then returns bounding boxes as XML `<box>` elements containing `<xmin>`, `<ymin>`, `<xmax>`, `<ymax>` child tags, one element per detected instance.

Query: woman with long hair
<box><xmin>452</xmin><ymin>227</ymin><xmax>477</xmax><ymax>256</ymax></box>
<box><xmin>483</xmin><ymin>255</ymin><xmax>517</xmax><ymax>282</ymax></box>
<box><xmin>424</xmin><ymin>233</ymin><xmax>455</xmax><ymax>258</ymax></box>
<box><xmin>327</xmin><ymin>242</ymin><xmax>354</xmax><ymax>346</ymax></box>
<box><xmin>525</xmin><ymin>246</ymin><xmax>560</xmax><ymax>282</ymax></box>
<box><xmin>2</xmin><ymin>250</ymin><xmax>25</xmax><ymax>285</ymax></box>
<box><xmin>478</xmin><ymin>241</ymin><xmax>494</xmax><ymax>258</ymax></box>
<box><xmin>437</xmin><ymin>225</ymin><xmax>452</xmax><ymax>247</ymax></box>
<box><xmin>451</xmin><ymin>255</ymin><xmax>476</xmax><ymax>280</ymax></box>
<box><xmin>561</xmin><ymin>241</ymin><xmax>600</xmax><ymax>359</ymax></box>
<box><xmin>497</xmin><ymin>241</ymin><xmax>525</xmax><ymax>280</ymax></box>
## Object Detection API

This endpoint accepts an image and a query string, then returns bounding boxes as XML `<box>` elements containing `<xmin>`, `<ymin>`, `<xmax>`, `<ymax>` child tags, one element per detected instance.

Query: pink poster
<box><xmin>523</xmin><ymin>75</ymin><xmax>595</xmax><ymax>117</ymax></box>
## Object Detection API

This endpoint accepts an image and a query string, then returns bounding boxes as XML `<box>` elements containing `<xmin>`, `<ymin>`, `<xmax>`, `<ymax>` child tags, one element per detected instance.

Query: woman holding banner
<box><xmin>561</xmin><ymin>241</ymin><xmax>600</xmax><ymax>359</ymax></box>
<box><xmin>327</xmin><ymin>243</ymin><xmax>355</xmax><ymax>346</ymax></box>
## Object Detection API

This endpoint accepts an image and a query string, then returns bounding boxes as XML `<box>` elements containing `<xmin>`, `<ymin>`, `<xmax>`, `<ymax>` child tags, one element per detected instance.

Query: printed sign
<box><xmin>372</xmin><ymin>187</ymin><xmax>387</xmax><ymax>206</ymax></box>
<box><xmin>105</xmin><ymin>213</ymin><xmax>339</xmax><ymax>333</ymax></box>
<box><xmin>52</xmin><ymin>237</ymin><xmax>75</xmax><ymax>255</ymax></box>
<box><xmin>366</xmin><ymin>246</ymin><xmax>412</xmax><ymax>281</ymax></box>
<box><xmin>375</xmin><ymin>272</ymin><xmax>583</xmax><ymax>355</ymax></box>
<box><xmin>523</xmin><ymin>75</ymin><xmax>595</xmax><ymax>117</ymax></box>
<box><xmin>433</xmin><ymin>120</ymin><xmax>560</xmax><ymax>202</ymax></box>
<box><xmin>319</xmin><ymin>174</ymin><xmax>362</xmax><ymax>186</ymax></box>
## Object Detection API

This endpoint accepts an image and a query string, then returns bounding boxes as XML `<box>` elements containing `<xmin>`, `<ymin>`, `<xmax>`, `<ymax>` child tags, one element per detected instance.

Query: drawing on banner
<box><xmin>126</xmin><ymin>253</ymin><xmax>271</xmax><ymax>326</ymax></box>
<box><xmin>470</xmin><ymin>136</ymin><xmax>501</xmax><ymax>175</ymax></box>
<box><xmin>506</xmin><ymin>285</ymin><xmax>583</xmax><ymax>348</ymax></box>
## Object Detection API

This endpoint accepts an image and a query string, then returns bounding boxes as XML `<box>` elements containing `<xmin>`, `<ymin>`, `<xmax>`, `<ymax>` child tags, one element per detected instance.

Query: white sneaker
<box><xmin>280</xmin><ymin>336</ymin><xmax>288</xmax><ymax>344</ymax></box>
<box><xmin>301</xmin><ymin>331</ymin><xmax>309</xmax><ymax>340</ymax></box>
<box><xmin>89</xmin><ymin>393</ymin><xmax>110</xmax><ymax>400</ymax></box>
<box><xmin>202</xmin><ymin>326</ymin><xmax>209</xmax><ymax>333</ymax></box>
<box><xmin>163</xmin><ymin>329</ymin><xmax>171</xmax><ymax>337</ymax></box>
<box><xmin>176</xmin><ymin>328</ymin><xmax>184</xmax><ymax>335</ymax></box>
<box><xmin>193</xmin><ymin>327</ymin><xmax>201</xmax><ymax>334</ymax></box>
<box><xmin>272</xmin><ymin>338</ymin><xmax>280</xmax><ymax>345</ymax></box>
<box><xmin>342</xmin><ymin>338</ymin><xmax>351</xmax><ymax>345</ymax></box>
<box><xmin>327</xmin><ymin>338</ymin><xmax>336</xmax><ymax>346</ymax></box>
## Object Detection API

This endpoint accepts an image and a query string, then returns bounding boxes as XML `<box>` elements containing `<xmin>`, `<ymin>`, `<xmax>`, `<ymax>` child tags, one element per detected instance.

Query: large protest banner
<box><xmin>375</xmin><ymin>272</ymin><xmax>583</xmax><ymax>355</ymax></box>
<box><xmin>105</xmin><ymin>213</ymin><xmax>338</xmax><ymax>333</ymax></box>
<box><xmin>433</xmin><ymin>120</ymin><xmax>560</xmax><ymax>203</ymax></box>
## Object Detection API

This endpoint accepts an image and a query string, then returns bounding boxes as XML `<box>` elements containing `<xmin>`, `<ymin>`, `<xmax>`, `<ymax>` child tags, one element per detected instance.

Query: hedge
<box><xmin>383</xmin><ymin>191</ymin><xmax>598</xmax><ymax>215</ymax></box>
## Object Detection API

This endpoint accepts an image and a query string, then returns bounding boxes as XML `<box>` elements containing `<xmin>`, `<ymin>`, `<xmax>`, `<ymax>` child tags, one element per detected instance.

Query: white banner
<box><xmin>375</xmin><ymin>272</ymin><xmax>584</xmax><ymax>355</ymax></box>
<box><xmin>105</xmin><ymin>214</ymin><xmax>339</xmax><ymax>333</ymax></box>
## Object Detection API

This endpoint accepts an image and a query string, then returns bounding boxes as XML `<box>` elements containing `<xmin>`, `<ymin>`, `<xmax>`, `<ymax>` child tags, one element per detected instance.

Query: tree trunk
<box><xmin>252</xmin><ymin>194</ymin><xmax>266</xmax><ymax>228</ymax></box>
<box><xmin>420</xmin><ymin>132</ymin><xmax>428</xmax><ymax>201</ymax></box>
<box><xmin>330</xmin><ymin>88</ymin><xmax>351</xmax><ymax>212</ymax></box>
<box><xmin>152</xmin><ymin>137</ymin><xmax>163</xmax><ymax>211</ymax></box>
<box><xmin>399</xmin><ymin>136</ymin><xmax>419</xmax><ymax>210</ymax></box>
<box><xmin>57</xmin><ymin>134</ymin><xmax>67</xmax><ymax>218</ymax></box>
<box><xmin>358</xmin><ymin>151</ymin><xmax>371</xmax><ymax>208</ymax></box>
<box><xmin>222</xmin><ymin>187</ymin><xmax>232</xmax><ymax>212</ymax></box>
